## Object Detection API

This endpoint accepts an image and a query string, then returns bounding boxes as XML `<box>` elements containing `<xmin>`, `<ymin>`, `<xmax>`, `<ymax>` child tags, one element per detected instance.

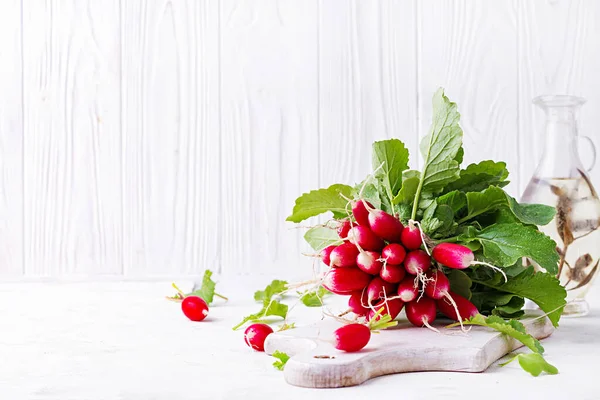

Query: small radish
<box><xmin>346</xmin><ymin>226</ymin><xmax>384</xmax><ymax>251</ymax></box>
<box><xmin>348</xmin><ymin>290</ymin><xmax>370</xmax><ymax>316</ymax></box>
<box><xmin>356</xmin><ymin>251</ymin><xmax>384</xmax><ymax>275</ymax></box>
<box><xmin>352</xmin><ymin>200</ymin><xmax>373</xmax><ymax>226</ymax></box>
<box><xmin>333</xmin><ymin>323</ymin><xmax>371</xmax><ymax>352</ymax></box>
<box><xmin>401</xmin><ymin>224</ymin><xmax>423</xmax><ymax>250</ymax></box>
<box><xmin>381</xmin><ymin>243</ymin><xmax>407</xmax><ymax>265</ymax></box>
<box><xmin>380</xmin><ymin>263</ymin><xmax>406</xmax><ymax>283</ymax></box>
<box><xmin>368</xmin><ymin>298</ymin><xmax>404</xmax><ymax>321</ymax></box>
<box><xmin>368</xmin><ymin>210</ymin><xmax>404</xmax><ymax>242</ymax></box>
<box><xmin>405</xmin><ymin>297</ymin><xmax>437</xmax><ymax>328</ymax></box>
<box><xmin>244</xmin><ymin>323</ymin><xmax>274</xmax><ymax>352</ymax></box>
<box><xmin>181</xmin><ymin>296</ymin><xmax>209</xmax><ymax>321</ymax></box>
<box><xmin>337</xmin><ymin>219</ymin><xmax>352</xmax><ymax>240</ymax></box>
<box><xmin>404</xmin><ymin>249</ymin><xmax>432</xmax><ymax>275</ymax></box>
<box><xmin>436</xmin><ymin>291</ymin><xmax>479</xmax><ymax>322</ymax></box>
<box><xmin>320</xmin><ymin>245</ymin><xmax>336</xmax><ymax>266</ymax></box>
<box><xmin>423</xmin><ymin>269</ymin><xmax>450</xmax><ymax>300</ymax></box>
<box><xmin>432</xmin><ymin>243</ymin><xmax>508</xmax><ymax>281</ymax></box>
<box><xmin>329</xmin><ymin>242</ymin><xmax>360</xmax><ymax>267</ymax></box>
<box><xmin>323</xmin><ymin>267</ymin><xmax>372</xmax><ymax>294</ymax></box>
<box><xmin>432</xmin><ymin>243</ymin><xmax>474</xmax><ymax>269</ymax></box>
<box><xmin>366</xmin><ymin>277</ymin><xmax>397</xmax><ymax>305</ymax></box>
<box><xmin>397</xmin><ymin>277</ymin><xmax>419</xmax><ymax>302</ymax></box>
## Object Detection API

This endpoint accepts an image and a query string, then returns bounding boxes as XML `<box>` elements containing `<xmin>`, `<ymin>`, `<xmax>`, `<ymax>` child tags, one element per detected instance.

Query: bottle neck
<box><xmin>537</xmin><ymin>109</ymin><xmax>583</xmax><ymax>176</ymax></box>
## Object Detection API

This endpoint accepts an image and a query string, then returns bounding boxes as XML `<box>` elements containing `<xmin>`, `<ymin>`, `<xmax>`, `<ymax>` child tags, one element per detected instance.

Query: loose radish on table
<box><xmin>320</xmin><ymin>245</ymin><xmax>336</xmax><ymax>267</ymax></box>
<box><xmin>366</xmin><ymin>277</ymin><xmax>397</xmax><ymax>305</ymax></box>
<box><xmin>397</xmin><ymin>276</ymin><xmax>419</xmax><ymax>302</ymax></box>
<box><xmin>337</xmin><ymin>219</ymin><xmax>352</xmax><ymax>240</ymax></box>
<box><xmin>380</xmin><ymin>263</ymin><xmax>406</xmax><ymax>283</ymax></box>
<box><xmin>401</xmin><ymin>224</ymin><xmax>423</xmax><ymax>250</ymax></box>
<box><xmin>348</xmin><ymin>290</ymin><xmax>370</xmax><ymax>316</ymax></box>
<box><xmin>356</xmin><ymin>251</ymin><xmax>384</xmax><ymax>275</ymax></box>
<box><xmin>181</xmin><ymin>296</ymin><xmax>209</xmax><ymax>321</ymax></box>
<box><xmin>404</xmin><ymin>249</ymin><xmax>432</xmax><ymax>275</ymax></box>
<box><xmin>436</xmin><ymin>291</ymin><xmax>479</xmax><ymax>322</ymax></box>
<box><xmin>381</xmin><ymin>243</ymin><xmax>407</xmax><ymax>265</ymax></box>
<box><xmin>322</xmin><ymin>267</ymin><xmax>372</xmax><ymax>294</ymax></box>
<box><xmin>244</xmin><ymin>323</ymin><xmax>274</xmax><ymax>352</ymax></box>
<box><xmin>368</xmin><ymin>210</ymin><xmax>404</xmax><ymax>242</ymax></box>
<box><xmin>346</xmin><ymin>226</ymin><xmax>385</xmax><ymax>251</ymax></box>
<box><xmin>329</xmin><ymin>242</ymin><xmax>360</xmax><ymax>268</ymax></box>
<box><xmin>333</xmin><ymin>323</ymin><xmax>371</xmax><ymax>352</ymax></box>
<box><xmin>368</xmin><ymin>298</ymin><xmax>404</xmax><ymax>321</ymax></box>
<box><xmin>352</xmin><ymin>200</ymin><xmax>373</xmax><ymax>227</ymax></box>
<box><xmin>405</xmin><ymin>297</ymin><xmax>437</xmax><ymax>329</ymax></box>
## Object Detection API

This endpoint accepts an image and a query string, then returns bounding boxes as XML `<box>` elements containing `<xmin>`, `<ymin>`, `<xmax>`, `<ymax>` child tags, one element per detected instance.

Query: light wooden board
<box><xmin>22</xmin><ymin>0</ymin><xmax>122</xmax><ymax>275</ymax></box>
<box><xmin>265</xmin><ymin>312</ymin><xmax>554</xmax><ymax>388</ymax></box>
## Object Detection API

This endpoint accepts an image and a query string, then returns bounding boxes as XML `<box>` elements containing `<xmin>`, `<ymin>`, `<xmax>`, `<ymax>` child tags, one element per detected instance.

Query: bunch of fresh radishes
<box><xmin>321</xmin><ymin>199</ymin><xmax>480</xmax><ymax>330</ymax></box>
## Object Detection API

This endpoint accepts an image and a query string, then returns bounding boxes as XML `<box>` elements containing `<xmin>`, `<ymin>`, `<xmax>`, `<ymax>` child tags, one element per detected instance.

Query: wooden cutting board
<box><xmin>264</xmin><ymin>311</ymin><xmax>554</xmax><ymax>388</ymax></box>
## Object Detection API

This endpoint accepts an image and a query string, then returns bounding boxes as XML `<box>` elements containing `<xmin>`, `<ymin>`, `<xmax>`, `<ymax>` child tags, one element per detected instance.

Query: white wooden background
<box><xmin>0</xmin><ymin>0</ymin><xmax>598</xmax><ymax>278</ymax></box>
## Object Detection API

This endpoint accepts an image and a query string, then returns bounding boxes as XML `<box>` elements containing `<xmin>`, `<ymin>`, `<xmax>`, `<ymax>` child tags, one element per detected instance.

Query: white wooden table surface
<box><xmin>1</xmin><ymin>276</ymin><xmax>599</xmax><ymax>400</ymax></box>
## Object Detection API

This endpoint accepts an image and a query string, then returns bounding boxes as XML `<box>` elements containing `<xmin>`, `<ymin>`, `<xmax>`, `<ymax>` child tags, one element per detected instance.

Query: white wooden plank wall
<box><xmin>0</xmin><ymin>0</ymin><xmax>599</xmax><ymax>278</ymax></box>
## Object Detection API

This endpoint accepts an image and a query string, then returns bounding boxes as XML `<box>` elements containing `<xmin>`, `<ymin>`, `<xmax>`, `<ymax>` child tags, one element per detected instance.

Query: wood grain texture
<box><xmin>518</xmin><ymin>0</ymin><xmax>600</xmax><ymax>195</ymax></box>
<box><xmin>418</xmin><ymin>0</ymin><xmax>520</xmax><ymax>196</ymax></box>
<box><xmin>22</xmin><ymin>0</ymin><xmax>122</xmax><ymax>276</ymax></box>
<box><xmin>0</xmin><ymin>0</ymin><xmax>23</xmax><ymax>276</ymax></box>
<box><xmin>121</xmin><ymin>0</ymin><xmax>220</xmax><ymax>276</ymax></box>
<box><xmin>319</xmin><ymin>0</ymin><xmax>418</xmax><ymax>187</ymax></box>
<box><xmin>219</xmin><ymin>0</ymin><xmax>319</xmax><ymax>273</ymax></box>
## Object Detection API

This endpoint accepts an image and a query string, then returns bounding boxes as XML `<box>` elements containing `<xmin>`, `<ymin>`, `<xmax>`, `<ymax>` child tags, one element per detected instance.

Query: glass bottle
<box><xmin>521</xmin><ymin>95</ymin><xmax>599</xmax><ymax>317</ymax></box>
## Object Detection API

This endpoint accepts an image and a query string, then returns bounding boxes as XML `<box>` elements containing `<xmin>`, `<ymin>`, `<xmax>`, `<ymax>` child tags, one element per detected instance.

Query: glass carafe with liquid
<box><xmin>521</xmin><ymin>95</ymin><xmax>600</xmax><ymax>317</ymax></box>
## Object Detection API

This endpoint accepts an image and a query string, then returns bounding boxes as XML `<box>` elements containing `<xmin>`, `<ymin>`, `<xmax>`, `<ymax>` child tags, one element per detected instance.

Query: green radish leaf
<box><xmin>437</xmin><ymin>190</ymin><xmax>467</xmax><ymax>214</ymax></box>
<box><xmin>470</xmin><ymin>291</ymin><xmax>525</xmax><ymax>319</ymax></box>
<box><xmin>272</xmin><ymin>351</ymin><xmax>291</xmax><ymax>371</ymax></box>
<box><xmin>254</xmin><ymin>280</ymin><xmax>288</xmax><ymax>303</ymax></box>
<box><xmin>419</xmin><ymin>89</ymin><xmax>463</xmax><ymax>192</ymax></box>
<box><xmin>444</xmin><ymin>160</ymin><xmax>509</xmax><ymax>193</ymax></box>
<box><xmin>446</xmin><ymin>269</ymin><xmax>472</xmax><ymax>300</ymax></box>
<box><xmin>471</xmin><ymin>267</ymin><xmax>566</xmax><ymax>327</ymax></box>
<box><xmin>512</xmin><ymin>353</ymin><xmax>559</xmax><ymax>377</ymax></box>
<box><xmin>459</xmin><ymin>186</ymin><xmax>555</xmax><ymax>226</ymax></box>
<box><xmin>187</xmin><ymin>270</ymin><xmax>217</xmax><ymax>305</ymax></box>
<box><xmin>464</xmin><ymin>314</ymin><xmax>544</xmax><ymax>354</ymax></box>
<box><xmin>354</xmin><ymin>180</ymin><xmax>383</xmax><ymax>210</ymax></box>
<box><xmin>298</xmin><ymin>287</ymin><xmax>330</xmax><ymax>307</ymax></box>
<box><xmin>372</xmin><ymin>139</ymin><xmax>410</xmax><ymax>201</ymax></box>
<box><xmin>287</xmin><ymin>184</ymin><xmax>354</xmax><ymax>223</ymax></box>
<box><xmin>303</xmin><ymin>226</ymin><xmax>343</xmax><ymax>252</ymax></box>
<box><xmin>233</xmin><ymin>299</ymin><xmax>288</xmax><ymax>330</ymax></box>
<box><xmin>393</xmin><ymin>172</ymin><xmax>420</xmax><ymax>205</ymax></box>
<box><xmin>459</xmin><ymin>223</ymin><xmax>559</xmax><ymax>275</ymax></box>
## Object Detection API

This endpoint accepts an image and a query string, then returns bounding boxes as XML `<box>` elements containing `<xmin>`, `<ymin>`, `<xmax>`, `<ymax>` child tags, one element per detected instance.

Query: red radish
<box><xmin>346</xmin><ymin>226</ymin><xmax>384</xmax><ymax>251</ymax></box>
<box><xmin>368</xmin><ymin>210</ymin><xmax>404</xmax><ymax>242</ymax></box>
<box><xmin>181</xmin><ymin>296</ymin><xmax>209</xmax><ymax>321</ymax></box>
<box><xmin>432</xmin><ymin>243</ymin><xmax>474</xmax><ymax>270</ymax></box>
<box><xmin>396</xmin><ymin>277</ymin><xmax>419</xmax><ymax>302</ymax></box>
<box><xmin>320</xmin><ymin>245</ymin><xmax>336</xmax><ymax>266</ymax></box>
<box><xmin>366</xmin><ymin>277</ymin><xmax>397</xmax><ymax>305</ymax></box>
<box><xmin>436</xmin><ymin>291</ymin><xmax>479</xmax><ymax>322</ymax></box>
<box><xmin>356</xmin><ymin>251</ymin><xmax>384</xmax><ymax>275</ymax></box>
<box><xmin>337</xmin><ymin>220</ymin><xmax>352</xmax><ymax>240</ymax></box>
<box><xmin>381</xmin><ymin>243</ymin><xmax>407</xmax><ymax>265</ymax></box>
<box><xmin>405</xmin><ymin>297</ymin><xmax>437</xmax><ymax>328</ymax></box>
<box><xmin>244</xmin><ymin>323</ymin><xmax>274</xmax><ymax>352</ymax></box>
<box><xmin>348</xmin><ymin>290</ymin><xmax>370</xmax><ymax>316</ymax></box>
<box><xmin>423</xmin><ymin>269</ymin><xmax>450</xmax><ymax>300</ymax></box>
<box><xmin>368</xmin><ymin>298</ymin><xmax>404</xmax><ymax>321</ymax></box>
<box><xmin>401</xmin><ymin>224</ymin><xmax>423</xmax><ymax>250</ymax></box>
<box><xmin>322</xmin><ymin>267</ymin><xmax>372</xmax><ymax>294</ymax></box>
<box><xmin>352</xmin><ymin>200</ymin><xmax>373</xmax><ymax>226</ymax></box>
<box><xmin>333</xmin><ymin>323</ymin><xmax>371</xmax><ymax>352</ymax></box>
<box><xmin>380</xmin><ymin>263</ymin><xmax>406</xmax><ymax>283</ymax></box>
<box><xmin>329</xmin><ymin>242</ymin><xmax>360</xmax><ymax>268</ymax></box>
<box><xmin>404</xmin><ymin>250</ymin><xmax>432</xmax><ymax>275</ymax></box>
